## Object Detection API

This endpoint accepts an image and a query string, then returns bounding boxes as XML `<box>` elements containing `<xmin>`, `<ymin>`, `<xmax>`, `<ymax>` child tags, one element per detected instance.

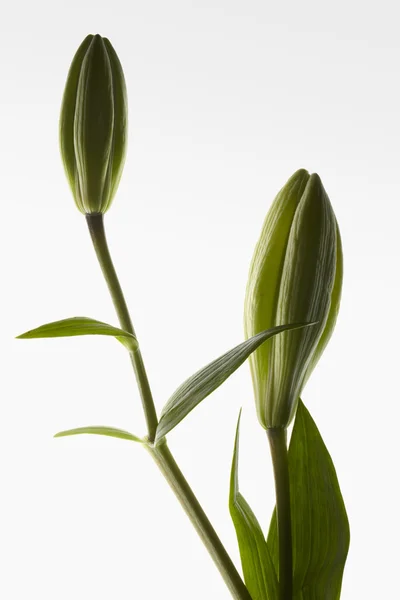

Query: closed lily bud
<box><xmin>60</xmin><ymin>34</ymin><xmax>128</xmax><ymax>214</ymax></box>
<box><xmin>244</xmin><ymin>170</ymin><xmax>342</xmax><ymax>429</ymax></box>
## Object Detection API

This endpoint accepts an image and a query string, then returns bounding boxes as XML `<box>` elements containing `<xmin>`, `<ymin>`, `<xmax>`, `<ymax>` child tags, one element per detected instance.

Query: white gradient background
<box><xmin>0</xmin><ymin>1</ymin><xmax>398</xmax><ymax>599</ymax></box>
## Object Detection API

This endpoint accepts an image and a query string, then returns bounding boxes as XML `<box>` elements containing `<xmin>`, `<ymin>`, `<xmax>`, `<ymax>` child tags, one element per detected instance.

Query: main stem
<box><xmin>267</xmin><ymin>428</ymin><xmax>293</xmax><ymax>600</ymax></box>
<box><xmin>86</xmin><ymin>213</ymin><xmax>251</xmax><ymax>600</ymax></box>
<box><xmin>150</xmin><ymin>441</ymin><xmax>251</xmax><ymax>600</ymax></box>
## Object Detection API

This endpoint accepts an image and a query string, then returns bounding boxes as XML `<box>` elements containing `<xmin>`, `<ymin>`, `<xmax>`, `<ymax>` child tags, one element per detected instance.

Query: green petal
<box><xmin>303</xmin><ymin>221</ymin><xmax>343</xmax><ymax>385</ymax></box>
<box><xmin>59</xmin><ymin>34</ymin><xmax>94</xmax><ymax>212</ymax></box>
<box><xmin>74</xmin><ymin>35</ymin><xmax>114</xmax><ymax>214</ymax></box>
<box><xmin>102</xmin><ymin>38</ymin><xmax>128</xmax><ymax>211</ymax></box>
<box><xmin>267</xmin><ymin>175</ymin><xmax>337</xmax><ymax>426</ymax></box>
<box><xmin>244</xmin><ymin>169</ymin><xmax>310</xmax><ymax>428</ymax></box>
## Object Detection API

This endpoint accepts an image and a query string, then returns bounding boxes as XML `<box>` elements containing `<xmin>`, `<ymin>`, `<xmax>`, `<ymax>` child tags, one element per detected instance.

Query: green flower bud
<box><xmin>244</xmin><ymin>169</ymin><xmax>342</xmax><ymax>429</ymax></box>
<box><xmin>59</xmin><ymin>34</ymin><xmax>128</xmax><ymax>214</ymax></box>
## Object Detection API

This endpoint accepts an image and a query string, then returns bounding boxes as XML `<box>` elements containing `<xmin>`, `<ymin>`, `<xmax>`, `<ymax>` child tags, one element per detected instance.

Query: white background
<box><xmin>0</xmin><ymin>1</ymin><xmax>398</xmax><ymax>598</ymax></box>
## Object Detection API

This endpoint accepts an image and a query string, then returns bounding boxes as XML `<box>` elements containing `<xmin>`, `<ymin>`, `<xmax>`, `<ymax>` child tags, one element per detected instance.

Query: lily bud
<box><xmin>244</xmin><ymin>170</ymin><xmax>342</xmax><ymax>429</ymax></box>
<box><xmin>60</xmin><ymin>34</ymin><xmax>128</xmax><ymax>214</ymax></box>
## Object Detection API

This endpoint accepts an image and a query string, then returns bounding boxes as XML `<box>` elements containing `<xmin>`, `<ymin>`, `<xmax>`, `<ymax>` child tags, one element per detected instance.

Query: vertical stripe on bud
<box><xmin>60</xmin><ymin>34</ymin><xmax>128</xmax><ymax>215</ymax></box>
<box><xmin>244</xmin><ymin>170</ymin><xmax>342</xmax><ymax>429</ymax></box>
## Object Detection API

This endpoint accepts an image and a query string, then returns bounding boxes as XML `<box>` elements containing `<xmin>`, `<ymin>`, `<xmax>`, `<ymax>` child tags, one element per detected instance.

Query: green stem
<box><xmin>149</xmin><ymin>441</ymin><xmax>252</xmax><ymax>600</ymax></box>
<box><xmin>267</xmin><ymin>428</ymin><xmax>293</xmax><ymax>600</ymax></box>
<box><xmin>86</xmin><ymin>213</ymin><xmax>251</xmax><ymax>600</ymax></box>
<box><xmin>86</xmin><ymin>213</ymin><xmax>158</xmax><ymax>441</ymax></box>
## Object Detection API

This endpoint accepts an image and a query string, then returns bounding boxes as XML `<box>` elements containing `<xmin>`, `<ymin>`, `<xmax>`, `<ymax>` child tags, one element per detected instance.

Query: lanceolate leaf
<box><xmin>155</xmin><ymin>323</ymin><xmax>312</xmax><ymax>444</ymax></box>
<box><xmin>267</xmin><ymin>400</ymin><xmax>350</xmax><ymax>600</ymax></box>
<box><xmin>54</xmin><ymin>426</ymin><xmax>142</xmax><ymax>443</ymax></box>
<box><xmin>229</xmin><ymin>411</ymin><xmax>278</xmax><ymax>600</ymax></box>
<box><xmin>17</xmin><ymin>317</ymin><xmax>138</xmax><ymax>351</ymax></box>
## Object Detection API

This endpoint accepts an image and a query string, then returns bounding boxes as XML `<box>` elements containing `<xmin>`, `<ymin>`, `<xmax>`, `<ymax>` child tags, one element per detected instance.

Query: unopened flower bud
<box><xmin>244</xmin><ymin>169</ymin><xmax>342</xmax><ymax>429</ymax></box>
<box><xmin>60</xmin><ymin>34</ymin><xmax>128</xmax><ymax>214</ymax></box>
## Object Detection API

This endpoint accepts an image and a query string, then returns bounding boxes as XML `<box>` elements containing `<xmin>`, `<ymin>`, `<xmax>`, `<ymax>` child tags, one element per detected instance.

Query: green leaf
<box><xmin>267</xmin><ymin>400</ymin><xmax>350</xmax><ymax>600</ymax></box>
<box><xmin>155</xmin><ymin>323</ymin><xmax>313</xmax><ymax>444</ymax></box>
<box><xmin>17</xmin><ymin>317</ymin><xmax>138</xmax><ymax>351</ymax></box>
<box><xmin>229</xmin><ymin>411</ymin><xmax>278</xmax><ymax>600</ymax></box>
<box><xmin>54</xmin><ymin>426</ymin><xmax>143</xmax><ymax>443</ymax></box>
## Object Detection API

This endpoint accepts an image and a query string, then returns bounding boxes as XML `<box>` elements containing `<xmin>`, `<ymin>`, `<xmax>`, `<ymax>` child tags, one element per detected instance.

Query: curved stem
<box><xmin>86</xmin><ymin>213</ymin><xmax>158</xmax><ymax>441</ymax></box>
<box><xmin>267</xmin><ymin>428</ymin><xmax>293</xmax><ymax>600</ymax></box>
<box><xmin>86</xmin><ymin>213</ymin><xmax>251</xmax><ymax>600</ymax></box>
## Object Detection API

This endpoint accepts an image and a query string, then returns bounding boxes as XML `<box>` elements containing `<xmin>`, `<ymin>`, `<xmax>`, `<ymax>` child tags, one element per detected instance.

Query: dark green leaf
<box><xmin>54</xmin><ymin>426</ymin><xmax>142</xmax><ymax>443</ymax></box>
<box><xmin>155</xmin><ymin>323</ymin><xmax>312</xmax><ymax>444</ymax></box>
<box><xmin>17</xmin><ymin>317</ymin><xmax>138</xmax><ymax>351</ymax></box>
<box><xmin>229</xmin><ymin>411</ymin><xmax>278</xmax><ymax>600</ymax></box>
<box><xmin>267</xmin><ymin>400</ymin><xmax>350</xmax><ymax>600</ymax></box>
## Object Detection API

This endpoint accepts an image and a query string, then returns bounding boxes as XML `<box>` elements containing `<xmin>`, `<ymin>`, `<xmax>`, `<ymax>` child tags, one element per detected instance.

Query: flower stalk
<box><xmin>86</xmin><ymin>213</ymin><xmax>251</xmax><ymax>600</ymax></box>
<box><xmin>267</xmin><ymin>429</ymin><xmax>292</xmax><ymax>600</ymax></box>
<box><xmin>86</xmin><ymin>213</ymin><xmax>158</xmax><ymax>439</ymax></box>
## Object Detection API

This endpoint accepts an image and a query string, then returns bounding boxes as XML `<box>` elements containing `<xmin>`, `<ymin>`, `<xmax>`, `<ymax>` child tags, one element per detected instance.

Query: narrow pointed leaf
<box><xmin>230</xmin><ymin>411</ymin><xmax>278</xmax><ymax>600</ymax></box>
<box><xmin>17</xmin><ymin>317</ymin><xmax>138</xmax><ymax>351</ymax></box>
<box><xmin>155</xmin><ymin>323</ymin><xmax>313</xmax><ymax>444</ymax></box>
<box><xmin>267</xmin><ymin>400</ymin><xmax>350</xmax><ymax>600</ymax></box>
<box><xmin>54</xmin><ymin>426</ymin><xmax>143</xmax><ymax>443</ymax></box>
